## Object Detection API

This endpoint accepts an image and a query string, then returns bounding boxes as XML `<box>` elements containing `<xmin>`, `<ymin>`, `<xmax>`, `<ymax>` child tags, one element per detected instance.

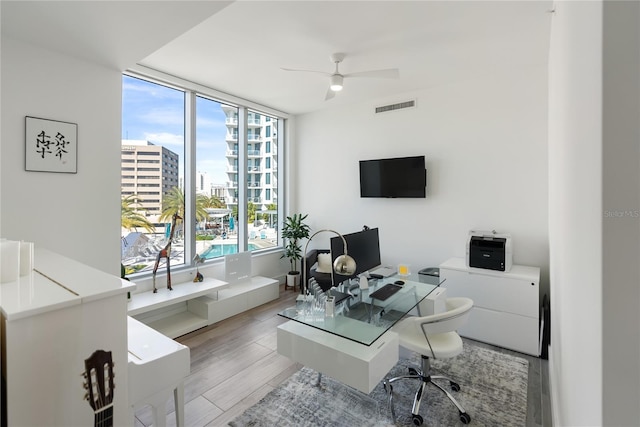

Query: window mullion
<box><xmin>277</xmin><ymin>118</ymin><xmax>285</xmax><ymax>248</ymax></box>
<box><xmin>185</xmin><ymin>91</ymin><xmax>197</xmax><ymax>265</ymax></box>
<box><xmin>237</xmin><ymin>107</ymin><xmax>248</xmax><ymax>251</ymax></box>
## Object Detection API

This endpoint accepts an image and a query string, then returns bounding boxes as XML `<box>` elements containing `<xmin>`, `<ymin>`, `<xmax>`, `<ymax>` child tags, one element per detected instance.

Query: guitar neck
<box><xmin>94</xmin><ymin>406</ymin><xmax>113</xmax><ymax>427</ymax></box>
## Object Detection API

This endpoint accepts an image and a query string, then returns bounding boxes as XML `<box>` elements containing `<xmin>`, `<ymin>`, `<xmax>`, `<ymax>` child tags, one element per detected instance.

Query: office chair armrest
<box><xmin>414</xmin><ymin>297</ymin><xmax>474</xmax><ymax>339</ymax></box>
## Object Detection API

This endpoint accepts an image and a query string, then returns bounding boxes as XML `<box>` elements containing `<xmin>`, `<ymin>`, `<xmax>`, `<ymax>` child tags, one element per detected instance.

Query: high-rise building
<box><xmin>195</xmin><ymin>172</ymin><xmax>226</xmax><ymax>201</ymax></box>
<box><xmin>121</xmin><ymin>140</ymin><xmax>180</xmax><ymax>223</ymax></box>
<box><xmin>196</xmin><ymin>171</ymin><xmax>213</xmax><ymax>196</ymax></box>
<box><xmin>221</xmin><ymin>106</ymin><xmax>278</xmax><ymax>210</ymax></box>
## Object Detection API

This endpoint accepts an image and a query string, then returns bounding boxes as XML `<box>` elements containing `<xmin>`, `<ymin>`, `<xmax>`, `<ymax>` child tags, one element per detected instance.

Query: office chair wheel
<box><xmin>408</xmin><ymin>367</ymin><xmax>419</xmax><ymax>375</ymax></box>
<box><xmin>450</xmin><ymin>381</ymin><xmax>460</xmax><ymax>392</ymax></box>
<box><xmin>412</xmin><ymin>414</ymin><xmax>424</xmax><ymax>426</ymax></box>
<box><xmin>459</xmin><ymin>412</ymin><xmax>471</xmax><ymax>424</ymax></box>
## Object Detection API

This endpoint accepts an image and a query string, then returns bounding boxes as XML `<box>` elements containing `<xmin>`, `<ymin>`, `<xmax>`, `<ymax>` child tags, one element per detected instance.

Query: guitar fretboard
<box><xmin>94</xmin><ymin>406</ymin><xmax>113</xmax><ymax>427</ymax></box>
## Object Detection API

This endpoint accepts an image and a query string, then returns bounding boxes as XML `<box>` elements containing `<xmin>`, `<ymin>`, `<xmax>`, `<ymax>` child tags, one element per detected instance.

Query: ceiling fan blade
<box><xmin>344</xmin><ymin>68</ymin><xmax>400</xmax><ymax>79</ymax></box>
<box><xmin>325</xmin><ymin>87</ymin><xmax>335</xmax><ymax>101</ymax></box>
<box><xmin>280</xmin><ymin>67</ymin><xmax>331</xmax><ymax>76</ymax></box>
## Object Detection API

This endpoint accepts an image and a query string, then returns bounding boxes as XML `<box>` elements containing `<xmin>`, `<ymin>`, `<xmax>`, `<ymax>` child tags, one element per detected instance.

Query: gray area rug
<box><xmin>229</xmin><ymin>341</ymin><xmax>528</xmax><ymax>426</ymax></box>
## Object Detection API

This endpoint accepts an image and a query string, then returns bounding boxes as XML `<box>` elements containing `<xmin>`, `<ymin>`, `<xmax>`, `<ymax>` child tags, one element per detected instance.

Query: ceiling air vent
<box><xmin>374</xmin><ymin>99</ymin><xmax>416</xmax><ymax>114</ymax></box>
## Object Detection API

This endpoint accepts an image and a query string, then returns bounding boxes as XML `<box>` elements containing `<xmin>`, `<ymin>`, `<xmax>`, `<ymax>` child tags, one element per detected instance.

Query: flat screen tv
<box><xmin>359</xmin><ymin>155</ymin><xmax>426</xmax><ymax>198</ymax></box>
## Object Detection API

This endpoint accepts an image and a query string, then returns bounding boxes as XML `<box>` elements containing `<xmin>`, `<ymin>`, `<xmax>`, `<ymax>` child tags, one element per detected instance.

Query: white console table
<box><xmin>439</xmin><ymin>257</ymin><xmax>540</xmax><ymax>356</ymax></box>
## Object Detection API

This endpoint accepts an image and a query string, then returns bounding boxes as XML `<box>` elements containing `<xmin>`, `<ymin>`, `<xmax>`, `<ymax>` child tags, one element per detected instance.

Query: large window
<box><xmin>121</xmin><ymin>74</ymin><xmax>283</xmax><ymax>277</ymax></box>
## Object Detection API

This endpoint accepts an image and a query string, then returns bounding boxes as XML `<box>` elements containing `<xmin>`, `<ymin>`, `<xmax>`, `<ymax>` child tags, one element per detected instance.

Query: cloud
<box><xmin>124</xmin><ymin>75</ymin><xmax>233</xmax><ymax>184</ymax></box>
<box><xmin>123</xmin><ymin>76</ymin><xmax>183</xmax><ymax>101</ymax></box>
<box><xmin>143</xmin><ymin>132</ymin><xmax>184</xmax><ymax>147</ymax></box>
<box><xmin>196</xmin><ymin>115</ymin><xmax>226</xmax><ymax>130</ymax></box>
<box><xmin>196</xmin><ymin>136</ymin><xmax>226</xmax><ymax>150</ymax></box>
<box><xmin>139</xmin><ymin>109</ymin><xmax>184</xmax><ymax>126</ymax></box>
<box><xmin>197</xmin><ymin>158</ymin><xmax>229</xmax><ymax>183</ymax></box>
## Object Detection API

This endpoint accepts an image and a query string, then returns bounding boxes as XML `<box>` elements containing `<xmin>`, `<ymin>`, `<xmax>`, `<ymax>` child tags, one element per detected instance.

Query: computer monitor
<box><xmin>330</xmin><ymin>227</ymin><xmax>382</xmax><ymax>286</ymax></box>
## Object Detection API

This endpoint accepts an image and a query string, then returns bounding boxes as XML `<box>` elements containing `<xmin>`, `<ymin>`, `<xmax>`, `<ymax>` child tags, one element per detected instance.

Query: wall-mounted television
<box><xmin>359</xmin><ymin>155</ymin><xmax>426</xmax><ymax>198</ymax></box>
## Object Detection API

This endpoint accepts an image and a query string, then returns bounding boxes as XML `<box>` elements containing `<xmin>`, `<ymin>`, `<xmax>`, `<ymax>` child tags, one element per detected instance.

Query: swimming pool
<box><xmin>200</xmin><ymin>243</ymin><xmax>258</xmax><ymax>259</ymax></box>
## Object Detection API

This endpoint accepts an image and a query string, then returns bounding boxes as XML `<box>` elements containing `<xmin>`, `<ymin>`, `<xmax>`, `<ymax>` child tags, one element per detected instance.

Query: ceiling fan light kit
<box><xmin>281</xmin><ymin>52</ymin><xmax>399</xmax><ymax>99</ymax></box>
<box><xmin>330</xmin><ymin>74</ymin><xmax>344</xmax><ymax>91</ymax></box>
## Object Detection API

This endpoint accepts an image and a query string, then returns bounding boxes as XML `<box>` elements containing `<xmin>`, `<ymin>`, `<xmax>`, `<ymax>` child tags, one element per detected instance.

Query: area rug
<box><xmin>229</xmin><ymin>341</ymin><xmax>529</xmax><ymax>426</ymax></box>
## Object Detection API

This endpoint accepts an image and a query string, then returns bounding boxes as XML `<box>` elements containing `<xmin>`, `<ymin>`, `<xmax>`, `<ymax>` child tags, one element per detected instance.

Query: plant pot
<box><xmin>286</xmin><ymin>271</ymin><xmax>300</xmax><ymax>291</ymax></box>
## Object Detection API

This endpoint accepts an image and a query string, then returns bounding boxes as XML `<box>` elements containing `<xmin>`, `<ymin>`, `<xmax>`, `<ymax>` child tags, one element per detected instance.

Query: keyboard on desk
<box><xmin>369</xmin><ymin>283</ymin><xmax>402</xmax><ymax>301</ymax></box>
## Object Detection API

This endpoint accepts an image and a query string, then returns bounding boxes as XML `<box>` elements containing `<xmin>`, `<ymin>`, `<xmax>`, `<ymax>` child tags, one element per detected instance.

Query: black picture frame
<box><xmin>25</xmin><ymin>116</ymin><xmax>77</xmax><ymax>173</ymax></box>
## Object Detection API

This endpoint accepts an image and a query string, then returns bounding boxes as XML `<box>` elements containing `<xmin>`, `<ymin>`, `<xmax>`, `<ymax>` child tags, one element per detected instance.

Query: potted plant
<box><xmin>281</xmin><ymin>213</ymin><xmax>311</xmax><ymax>291</ymax></box>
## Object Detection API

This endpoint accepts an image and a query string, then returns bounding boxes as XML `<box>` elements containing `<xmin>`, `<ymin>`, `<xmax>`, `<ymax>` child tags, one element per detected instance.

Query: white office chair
<box><xmin>383</xmin><ymin>297</ymin><xmax>474</xmax><ymax>426</ymax></box>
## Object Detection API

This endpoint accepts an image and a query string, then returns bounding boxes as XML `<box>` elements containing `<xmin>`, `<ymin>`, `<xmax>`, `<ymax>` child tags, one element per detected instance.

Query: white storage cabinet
<box><xmin>439</xmin><ymin>257</ymin><xmax>540</xmax><ymax>356</ymax></box>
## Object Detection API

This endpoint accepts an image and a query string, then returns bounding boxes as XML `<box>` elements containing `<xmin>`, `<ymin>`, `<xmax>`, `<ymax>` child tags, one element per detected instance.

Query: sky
<box><xmin>121</xmin><ymin>75</ymin><xmax>230</xmax><ymax>184</ymax></box>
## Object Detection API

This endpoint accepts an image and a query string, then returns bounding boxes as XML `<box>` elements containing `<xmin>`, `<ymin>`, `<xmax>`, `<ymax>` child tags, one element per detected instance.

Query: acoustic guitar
<box><xmin>83</xmin><ymin>350</ymin><xmax>114</xmax><ymax>427</ymax></box>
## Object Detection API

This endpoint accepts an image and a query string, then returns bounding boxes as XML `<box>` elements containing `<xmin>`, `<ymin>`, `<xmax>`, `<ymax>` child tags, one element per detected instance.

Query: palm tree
<box><xmin>203</xmin><ymin>194</ymin><xmax>226</xmax><ymax>208</ymax></box>
<box><xmin>195</xmin><ymin>194</ymin><xmax>210</xmax><ymax>222</ymax></box>
<box><xmin>263</xmin><ymin>203</ymin><xmax>277</xmax><ymax>223</ymax></box>
<box><xmin>121</xmin><ymin>195</ymin><xmax>154</xmax><ymax>233</ymax></box>
<box><xmin>159</xmin><ymin>186</ymin><xmax>209</xmax><ymax>223</ymax></box>
<box><xmin>247</xmin><ymin>201</ymin><xmax>256</xmax><ymax>223</ymax></box>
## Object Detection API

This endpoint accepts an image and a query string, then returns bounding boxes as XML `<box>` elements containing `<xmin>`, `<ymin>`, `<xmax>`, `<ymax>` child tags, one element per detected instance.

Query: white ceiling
<box><xmin>2</xmin><ymin>1</ymin><xmax>553</xmax><ymax>115</ymax></box>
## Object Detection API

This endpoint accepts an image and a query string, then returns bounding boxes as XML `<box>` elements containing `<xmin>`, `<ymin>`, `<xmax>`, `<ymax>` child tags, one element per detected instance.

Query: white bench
<box><xmin>188</xmin><ymin>276</ymin><xmax>280</xmax><ymax>325</ymax></box>
<box><xmin>128</xmin><ymin>316</ymin><xmax>190</xmax><ymax>427</ymax></box>
<box><xmin>128</xmin><ymin>276</ymin><xmax>279</xmax><ymax>338</ymax></box>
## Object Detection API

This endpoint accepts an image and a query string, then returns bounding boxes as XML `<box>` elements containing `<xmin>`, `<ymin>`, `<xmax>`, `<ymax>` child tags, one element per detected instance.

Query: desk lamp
<box><xmin>302</xmin><ymin>229</ymin><xmax>356</xmax><ymax>294</ymax></box>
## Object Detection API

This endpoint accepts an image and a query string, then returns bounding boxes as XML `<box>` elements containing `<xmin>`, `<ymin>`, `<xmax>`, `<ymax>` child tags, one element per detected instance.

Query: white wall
<box><xmin>548</xmin><ymin>1</ymin><xmax>640</xmax><ymax>425</ymax></box>
<box><xmin>547</xmin><ymin>2</ymin><xmax>603</xmax><ymax>424</ymax></box>
<box><xmin>1</xmin><ymin>37</ymin><xmax>122</xmax><ymax>274</ymax></box>
<box><xmin>294</xmin><ymin>67</ymin><xmax>549</xmax><ymax>293</ymax></box>
<box><xmin>0</xmin><ymin>35</ymin><xmax>289</xmax><ymax>282</ymax></box>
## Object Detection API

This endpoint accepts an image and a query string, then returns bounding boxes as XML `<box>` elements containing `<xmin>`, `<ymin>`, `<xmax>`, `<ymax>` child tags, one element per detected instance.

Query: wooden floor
<box><xmin>133</xmin><ymin>284</ymin><xmax>552</xmax><ymax>427</ymax></box>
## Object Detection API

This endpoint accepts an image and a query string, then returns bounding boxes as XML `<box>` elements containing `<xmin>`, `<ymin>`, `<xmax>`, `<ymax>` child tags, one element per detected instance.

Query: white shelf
<box><xmin>127</xmin><ymin>277</ymin><xmax>229</xmax><ymax>316</ymax></box>
<box><xmin>128</xmin><ymin>276</ymin><xmax>279</xmax><ymax>338</ymax></box>
<box><xmin>190</xmin><ymin>277</ymin><xmax>280</xmax><ymax>326</ymax></box>
<box><xmin>143</xmin><ymin>310</ymin><xmax>210</xmax><ymax>339</ymax></box>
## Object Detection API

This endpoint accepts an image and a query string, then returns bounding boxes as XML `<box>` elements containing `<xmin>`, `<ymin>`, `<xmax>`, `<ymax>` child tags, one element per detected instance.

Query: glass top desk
<box><xmin>278</xmin><ymin>274</ymin><xmax>444</xmax><ymax>346</ymax></box>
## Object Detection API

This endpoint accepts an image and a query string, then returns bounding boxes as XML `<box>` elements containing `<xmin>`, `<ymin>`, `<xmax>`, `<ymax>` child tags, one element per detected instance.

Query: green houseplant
<box><xmin>281</xmin><ymin>213</ymin><xmax>311</xmax><ymax>291</ymax></box>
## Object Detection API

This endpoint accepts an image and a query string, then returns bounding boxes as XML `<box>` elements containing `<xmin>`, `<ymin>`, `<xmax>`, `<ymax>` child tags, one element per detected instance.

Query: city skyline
<box><xmin>122</xmin><ymin>74</ymin><xmax>230</xmax><ymax>185</ymax></box>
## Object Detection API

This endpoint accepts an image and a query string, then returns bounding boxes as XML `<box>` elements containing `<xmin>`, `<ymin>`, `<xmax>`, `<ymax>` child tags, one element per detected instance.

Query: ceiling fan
<box><xmin>281</xmin><ymin>53</ymin><xmax>400</xmax><ymax>100</ymax></box>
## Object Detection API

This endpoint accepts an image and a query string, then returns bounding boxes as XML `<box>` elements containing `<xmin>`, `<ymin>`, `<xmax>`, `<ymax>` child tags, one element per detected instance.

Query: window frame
<box><xmin>123</xmin><ymin>67</ymin><xmax>289</xmax><ymax>279</ymax></box>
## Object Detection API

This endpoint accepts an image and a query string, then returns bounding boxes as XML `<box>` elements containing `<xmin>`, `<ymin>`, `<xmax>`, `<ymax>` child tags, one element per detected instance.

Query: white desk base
<box><xmin>277</xmin><ymin>320</ymin><xmax>399</xmax><ymax>394</ymax></box>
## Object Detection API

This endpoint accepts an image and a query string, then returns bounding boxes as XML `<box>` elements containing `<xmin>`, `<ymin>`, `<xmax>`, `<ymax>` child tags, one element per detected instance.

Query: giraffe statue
<box><xmin>152</xmin><ymin>213</ymin><xmax>182</xmax><ymax>293</ymax></box>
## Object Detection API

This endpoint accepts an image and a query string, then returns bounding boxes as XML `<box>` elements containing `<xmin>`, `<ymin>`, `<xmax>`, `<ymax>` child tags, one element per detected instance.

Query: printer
<box><xmin>466</xmin><ymin>230</ymin><xmax>512</xmax><ymax>272</ymax></box>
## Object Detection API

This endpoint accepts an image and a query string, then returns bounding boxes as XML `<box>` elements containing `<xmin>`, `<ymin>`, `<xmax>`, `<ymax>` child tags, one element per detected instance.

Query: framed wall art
<box><xmin>25</xmin><ymin>116</ymin><xmax>77</xmax><ymax>173</ymax></box>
